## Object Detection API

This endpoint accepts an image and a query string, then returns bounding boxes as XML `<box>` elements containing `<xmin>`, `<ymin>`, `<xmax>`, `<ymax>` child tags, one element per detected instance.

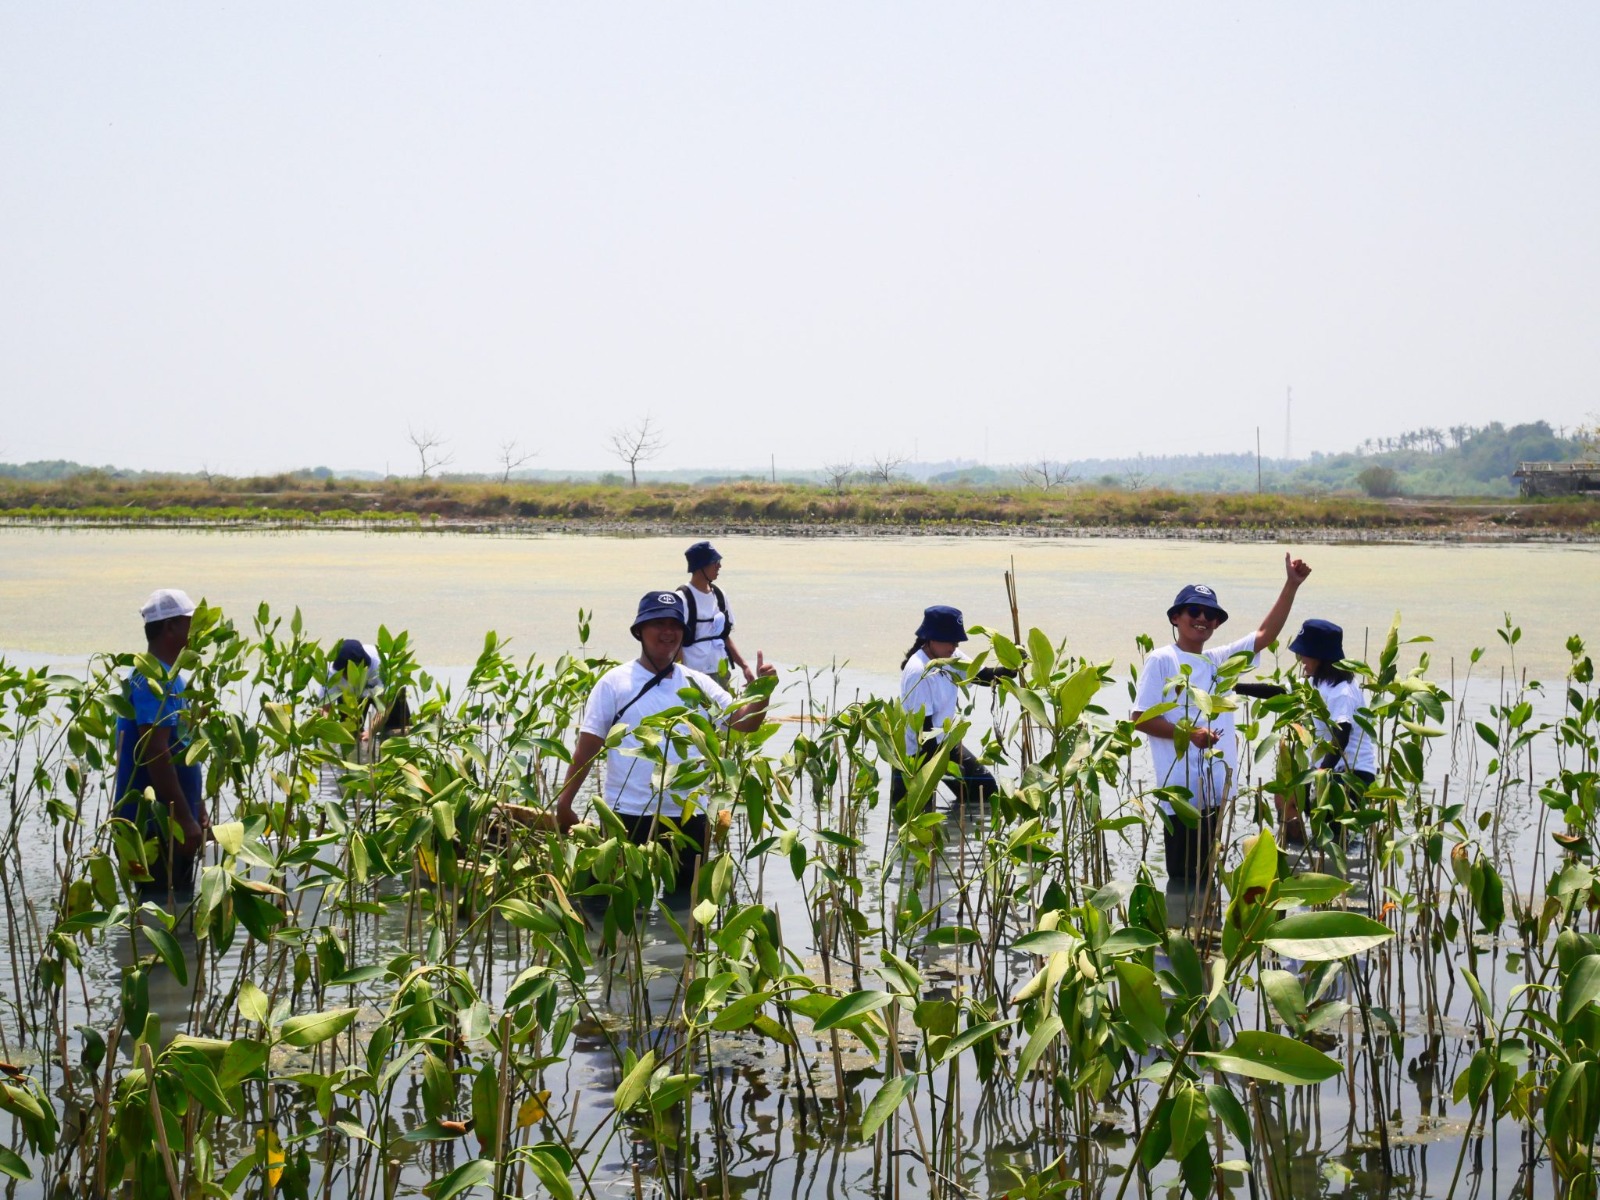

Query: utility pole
<box><xmin>1284</xmin><ymin>386</ymin><xmax>1293</xmax><ymax>461</ymax></box>
<box><xmin>770</xmin><ymin>454</ymin><xmax>775</xmax><ymax>483</ymax></box>
<box><xmin>1256</xmin><ymin>427</ymin><xmax>1262</xmax><ymax>493</ymax></box>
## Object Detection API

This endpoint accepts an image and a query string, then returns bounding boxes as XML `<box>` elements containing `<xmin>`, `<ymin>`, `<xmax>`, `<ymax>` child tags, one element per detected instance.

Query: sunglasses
<box><xmin>1180</xmin><ymin>605</ymin><xmax>1222</xmax><ymax>621</ymax></box>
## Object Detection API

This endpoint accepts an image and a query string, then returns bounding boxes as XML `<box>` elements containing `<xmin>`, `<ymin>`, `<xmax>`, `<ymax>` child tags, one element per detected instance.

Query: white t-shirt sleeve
<box><xmin>1212</xmin><ymin>633</ymin><xmax>1260</xmax><ymax>670</ymax></box>
<box><xmin>578</xmin><ymin>672</ymin><xmax>625</xmax><ymax>738</ymax></box>
<box><xmin>1132</xmin><ymin>649</ymin><xmax>1173</xmax><ymax>713</ymax></box>
<box><xmin>1324</xmin><ymin>680</ymin><xmax>1361</xmax><ymax>726</ymax></box>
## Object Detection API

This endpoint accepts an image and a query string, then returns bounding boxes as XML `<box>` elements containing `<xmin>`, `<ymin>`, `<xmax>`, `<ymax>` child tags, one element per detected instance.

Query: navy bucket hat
<box><xmin>1167</xmin><ymin>584</ymin><xmax>1229</xmax><ymax>625</ymax></box>
<box><xmin>1288</xmin><ymin>619</ymin><xmax>1345</xmax><ymax>663</ymax></box>
<box><xmin>331</xmin><ymin>638</ymin><xmax>368</xmax><ymax>672</ymax></box>
<box><xmin>685</xmin><ymin>541</ymin><xmax>722</xmax><ymax>572</ymax></box>
<box><xmin>631</xmin><ymin>590</ymin><xmax>688</xmax><ymax>640</ymax></box>
<box><xmin>915</xmin><ymin>605</ymin><xmax>968</xmax><ymax>644</ymax></box>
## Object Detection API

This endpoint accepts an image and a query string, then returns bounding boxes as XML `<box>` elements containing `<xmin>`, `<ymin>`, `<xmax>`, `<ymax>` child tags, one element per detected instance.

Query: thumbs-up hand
<box><xmin>755</xmin><ymin>651</ymin><xmax>777</xmax><ymax>680</ymax></box>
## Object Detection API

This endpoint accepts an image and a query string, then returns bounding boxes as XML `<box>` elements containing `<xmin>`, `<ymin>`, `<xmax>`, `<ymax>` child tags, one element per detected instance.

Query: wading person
<box><xmin>891</xmin><ymin>605</ymin><xmax>1011</xmax><ymax>810</ymax></box>
<box><xmin>321</xmin><ymin>637</ymin><xmax>410</xmax><ymax>744</ymax></box>
<box><xmin>1279</xmin><ymin>619</ymin><xmax>1376</xmax><ymax>841</ymax></box>
<box><xmin>554</xmin><ymin>590</ymin><xmax>776</xmax><ymax>896</ymax></box>
<box><xmin>114</xmin><ymin>588</ymin><xmax>210</xmax><ymax>894</ymax></box>
<box><xmin>1132</xmin><ymin>554</ymin><xmax>1312</xmax><ymax>882</ymax></box>
<box><xmin>678</xmin><ymin>541</ymin><xmax>754</xmax><ymax>686</ymax></box>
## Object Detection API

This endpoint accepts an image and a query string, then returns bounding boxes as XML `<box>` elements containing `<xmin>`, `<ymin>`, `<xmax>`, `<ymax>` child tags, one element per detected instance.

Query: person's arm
<box><xmin>1132</xmin><ymin>710</ymin><xmax>1222</xmax><ymax>749</ymax></box>
<box><xmin>729</xmin><ymin>652</ymin><xmax>777</xmax><ymax>732</ymax></box>
<box><xmin>138</xmin><ymin>725</ymin><xmax>206</xmax><ymax>843</ymax></box>
<box><xmin>554</xmin><ymin>731</ymin><xmax>607</xmax><ymax>833</ymax></box>
<box><xmin>1252</xmin><ymin>553</ymin><xmax>1313</xmax><ymax>652</ymax></box>
<box><xmin>723</xmin><ymin>633</ymin><xmax>756</xmax><ymax>685</ymax></box>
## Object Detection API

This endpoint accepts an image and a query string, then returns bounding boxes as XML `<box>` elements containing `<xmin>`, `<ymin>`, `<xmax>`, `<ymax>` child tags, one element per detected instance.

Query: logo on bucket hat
<box><xmin>630</xmin><ymin>590</ymin><xmax>689</xmax><ymax>639</ymax></box>
<box><xmin>1167</xmin><ymin>584</ymin><xmax>1229</xmax><ymax>624</ymax></box>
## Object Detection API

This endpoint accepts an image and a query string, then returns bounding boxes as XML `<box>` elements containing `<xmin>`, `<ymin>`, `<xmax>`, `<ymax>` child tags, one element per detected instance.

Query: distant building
<box><xmin>1513</xmin><ymin>461</ymin><xmax>1600</xmax><ymax>497</ymax></box>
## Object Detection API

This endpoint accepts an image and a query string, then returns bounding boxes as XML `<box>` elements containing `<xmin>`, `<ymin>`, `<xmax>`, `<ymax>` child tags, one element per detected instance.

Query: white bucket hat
<box><xmin>139</xmin><ymin>588</ymin><xmax>197</xmax><ymax>623</ymax></box>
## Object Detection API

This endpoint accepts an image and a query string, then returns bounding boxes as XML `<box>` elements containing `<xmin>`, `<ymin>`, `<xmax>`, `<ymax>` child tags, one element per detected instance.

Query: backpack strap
<box><xmin>710</xmin><ymin>583</ymin><xmax>733</xmax><ymax>638</ymax></box>
<box><xmin>612</xmin><ymin>664</ymin><xmax>677</xmax><ymax>725</ymax></box>
<box><xmin>677</xmin><ymin>585</ymin><xmax>701</xmax><ymax>646</ymax></box>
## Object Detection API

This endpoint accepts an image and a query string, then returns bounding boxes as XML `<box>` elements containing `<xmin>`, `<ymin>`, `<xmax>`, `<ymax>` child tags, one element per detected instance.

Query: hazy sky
<box><xmin>3</xmin><ymin>4</ymin><xmax>1597</xmax><ymax>476</ymax></box>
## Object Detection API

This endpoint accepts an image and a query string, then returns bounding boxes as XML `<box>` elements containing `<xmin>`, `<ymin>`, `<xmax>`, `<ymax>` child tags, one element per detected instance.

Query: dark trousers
<box><xmin>1163</xmin><ymin>806</ymin><xmax>1222</xmax><ymax>882</ymax></box>
<box><xmin>620</xmin><ymin>811</ymin><xmax>709</xmax><ymax>902</ymax></box>
<box><xmin>889</xmin><ymin>741</ymin><xmax>998</xmax><ymax>810</ymax></box>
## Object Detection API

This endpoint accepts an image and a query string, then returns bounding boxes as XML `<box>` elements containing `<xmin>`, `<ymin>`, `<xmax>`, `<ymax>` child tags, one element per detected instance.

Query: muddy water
<box><xmin>2</xmin><ymin>528</ymin><xmax>1594</xmax><ymax>683</ymax></box>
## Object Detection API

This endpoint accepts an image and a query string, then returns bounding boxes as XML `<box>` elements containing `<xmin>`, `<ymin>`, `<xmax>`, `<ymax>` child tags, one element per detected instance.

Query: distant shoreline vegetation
<box><xmin>3</xmin><ymin>419</ymin><xmax>1595</xmax><ymax>539</ymax></box>
<box><xmin>1</xmin><ymin>477</ymin><xmax>1597</xmax><ymax>540</ymax></box>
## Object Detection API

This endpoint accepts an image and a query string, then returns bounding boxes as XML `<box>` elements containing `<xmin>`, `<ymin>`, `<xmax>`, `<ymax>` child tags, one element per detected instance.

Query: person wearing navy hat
<box><xmin>1132</xmin><ymin>553</ymin><xmax>1312</xmax><ymax>881</ymax></box>
<box><xmin>1278</xmin><ymin>618</ymin><xmax>1376</xmax><ymax>840</ymax></box>
<box><xmin>678</xmin><ymin>541</ymin><xmax>753</xmax><ymax>686</ymax></box>
<box><xmin>890</xmin><ymin>605</ymin><xmax>1013</xmax><ymax>809</ymax></box>
<box><xmin>321</xmin><ymin>637</ymin><xmax>411</xmax><ymax>743</ymax></box>
<box><xmin>553</xmin><ymin>589</ymin><xmax>776</xmax><ymax>895</ymax></box>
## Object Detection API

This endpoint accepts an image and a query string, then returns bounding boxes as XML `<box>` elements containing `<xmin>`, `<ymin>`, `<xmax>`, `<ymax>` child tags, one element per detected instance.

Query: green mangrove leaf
<box><xmin>472</xmin><ymin>1063</ymin><xmax>500</xmax><ymax>1158</ymax></box>
<box><xmin>1012</xmin><ymin>931</ymin><xmax>1081</xmax><ymax>957</ymax></box>
<box><xmin>1276</xmin><ymin>874</ymin><xmax>1353</xmax><ymax>904</ymax></box>
<box><xmin>1205</xmin><ymin>1083</ymin><xmax>1252</xmax><ymax>1155</ymax></box>
<box><xmin>1558</xmin><ymin>955</ymin><xmax>1600</xmax><ymax>1025</ymax></box>
<box><xmin>425</xmin><ymin>1157</ymin><xmax>495</xmax><ymax>1199</ymax></box>
<box><xmin>1088</xmin><ymin>878</ymin><xmax>1136</xmax><ymax>912</ymax></box>
<box><xmin>814</xmin><ymin>990</ymin><xmax>894</xmax><ymax>1033</ymax></box>
<box><xmin>0</xmin><ymin>1146</ymin><xmax>30</xmax><ymax>1182</ymax></box>
<box><xmin>237</xmin><ymin>980</ymin><xmax>271</xmax><ymax>1026</ymax></box>
<box><xmin>1193</xmin><ymin>1030</ymin><xmax>1342</xmax><ymax>1085</ymax></box>
<box><xmin>1260</xmin><ymin>969</ymin><xmax>1309</xmax><ymax>1029</ymax></box>
<box><xmin>711</xmin><ymin>990</ymin><xmax>777</xmax><ymax>1032</ymax></box>
<box><xmin>1168</xmin><ymin>1084</ymin><xmax>1210</xmax><ymax>1163</ymax></box>
<box><xmin>278</xmin><ymin>1006</ymin><xmax>359</xmax><ymax>1048</ymax></box>
<box><xmin>525</xmin><ymin>1146</ymin><xmax>575</xmax><ymax>1200</ymax></box>
<box><xmin>861</xmin><ymin>1074</ymin><xmax>917</xmax><ymax>1139</ymax></box>
<box><xmin>1261</xmin><ymin>912</ymin><xmax>1394</xmax><ymax>961</ymax></box>
<box><xmin>1100</xmin><ymin>928</ymin><xmax>1162</xmax><ymax>957</ymax></box>
<box><xmin>141</xmin><ymin>925</ymin><xmax>188</xmax><ymax>986</ymax></box>
<box><xmin>614</xmin><ymin>1051</ymin><xmax>657</xmax><ymax>1114</ymax></box>
<box><xmin>750</xmin><ymin>1014</ymin><xmax>794</xmax><ymax>1047</ymax></box>
<box><xmin>1016</xmin><ymin>1013</ymin><xmax>1063</xmax><ymax>1080</ymax></box>
<box><xmin>934</xmin><ymin>1018</ymin><xmax>1016</xmax><ymax>1066</ymax></box>
<box><xmin>1113</xmin><ymin>961</ymin><xmax>1170</xmax><ymax>1048</ymax></box>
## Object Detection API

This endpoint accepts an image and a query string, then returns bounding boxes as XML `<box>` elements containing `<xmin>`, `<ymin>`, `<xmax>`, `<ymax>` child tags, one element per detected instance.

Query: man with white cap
<box><xmin>114</xmin><ymin>588</ymin><xmax>210</xmax><ymax>892</ymax></box>
<box><xmin>554</xmin><ymin>589</ymin><xmax>776</xmax><ymax>896</ymax></box>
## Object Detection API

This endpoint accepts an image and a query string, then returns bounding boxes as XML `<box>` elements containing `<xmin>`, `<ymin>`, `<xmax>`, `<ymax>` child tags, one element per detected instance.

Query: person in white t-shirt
<box><xmin>1279</xmin><ymin>618</ymin><xmax>1376</xmax><ymax>841</ymax></box>
<box><xmin>890</xmin><ymin>605</ymin><xmax>1013</xmax><ymax>809</ymax></box>
<box><xmin>678</xmin><ymin>541</ymin><xmax>754</xmax><ymax>685</ymax></box>
<box><xmin>554</xmin><ymin>589</ymin><xmax>776</xmax><ymax>893</ymax></box>
<box><xmin>1132</xmin><ymin>553</ymin><xmax>1312</xmax><ymax>880</ymax></box>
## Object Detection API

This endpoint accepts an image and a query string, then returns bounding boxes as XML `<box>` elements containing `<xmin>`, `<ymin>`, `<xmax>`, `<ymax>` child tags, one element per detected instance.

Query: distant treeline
<box><xmin>1</xmin><ymin>419</ymin><xmax>1592</xmax><ymax>498</ymax></box>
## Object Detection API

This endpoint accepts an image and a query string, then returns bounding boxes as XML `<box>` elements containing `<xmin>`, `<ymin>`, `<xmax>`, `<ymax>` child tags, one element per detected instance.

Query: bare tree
<box><xmin>821</xmin><ymin>461</ymin><xmax>856</xmax><ymax>495</ymax></box>
<box><xmin>607</xmin><ymin>416</ymin><xmax>666</xmax><ymax>486</ymax></box>
<box><xmin>867</xmin><ymin>454</ymin><xmax>906</xmax><ymax>486</ymax></box>
<box><xmin>497</xmin><ymin>439</ymin><xmax>537</xmax><ymax>484</ymax></box>
<box><xmin>407</xmin><ymin>427</ymin><xmax>454</xmax><ymax>479</ymax></box>
<box><xmin>1123</xmin><ymin>468</ymin><xmax>1150</xmax><ymax>491</ymax></box>
<box><xmin>1017</xmin><ymin>460</ymin><xmax>1076</xmax><ymax>490</ymax></box>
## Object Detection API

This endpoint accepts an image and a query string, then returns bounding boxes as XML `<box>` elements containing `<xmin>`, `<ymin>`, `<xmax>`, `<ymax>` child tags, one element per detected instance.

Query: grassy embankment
<box><xmin>2</xmin><ymin>472</ymin><xmax>1597</xmax><ymax>535</ymax></box>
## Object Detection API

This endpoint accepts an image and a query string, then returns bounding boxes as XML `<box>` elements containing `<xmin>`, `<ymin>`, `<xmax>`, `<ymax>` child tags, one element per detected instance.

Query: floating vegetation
<box><xmin>0</xmin><ymin>601</ymin><xmax>1596</xmax><ymax>1198</ymax></box>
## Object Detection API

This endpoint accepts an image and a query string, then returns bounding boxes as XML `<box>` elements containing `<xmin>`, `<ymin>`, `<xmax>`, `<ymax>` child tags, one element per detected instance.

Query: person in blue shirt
<box><xmin>114</xmin><ymin>588</ymin><xmax>209</xmax><ymax>892</ymax></box>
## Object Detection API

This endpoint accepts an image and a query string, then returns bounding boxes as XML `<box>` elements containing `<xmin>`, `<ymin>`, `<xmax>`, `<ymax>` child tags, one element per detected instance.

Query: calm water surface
<box><xmin>2</xmin><ymin>528</ymin><xmax>1594</xmax><ymax>686</ymax></box>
